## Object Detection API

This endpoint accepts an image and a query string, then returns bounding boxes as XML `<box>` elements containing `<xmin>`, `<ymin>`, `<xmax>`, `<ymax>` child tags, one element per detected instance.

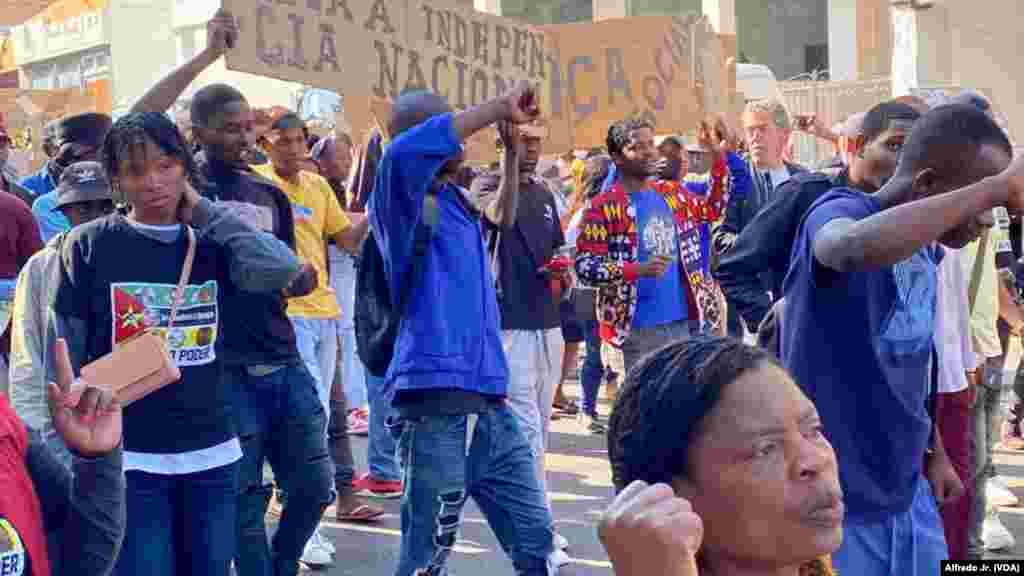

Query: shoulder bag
<box><xmin>80</xmin><ymin>226</ymin><xmax>196</xmax><ymax>406</ymax></box>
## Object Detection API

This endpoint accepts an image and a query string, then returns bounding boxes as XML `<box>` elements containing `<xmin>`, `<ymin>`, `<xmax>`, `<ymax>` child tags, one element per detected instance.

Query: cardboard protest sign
<box><xmin>540</xmin><ymin>14</ymin><xmax>720</xmax><ymax>153</ymax></box>
<box><xmin>223</xmin><ymin>1</ymin><xmax>727</xmax><ymax>155</ymax></box>
<box><xmin>221</xmin><ymin>0</ymin><xmax>545</xmax><ymax>104</ymax></box>
<box><xmin>0</xmin><ymin>86</ymin><xmax>109</xmax><ymax>171</ymax></box>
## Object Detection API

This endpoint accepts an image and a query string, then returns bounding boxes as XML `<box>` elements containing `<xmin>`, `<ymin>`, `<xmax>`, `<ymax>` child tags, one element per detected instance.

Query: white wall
<box><xmin>944</xmin><ymin>0</ymin><xmax>1023</xmax><ymax>144</ymax></box>
<box><xmin>109</xmin><ymin>0</ymin><xmax>177</xmax><ymax>116</ymax></box>
<box><xmin>827</xmin><ymin>0</ymin><xmax>857</xmax><ymax>81</ymax></box>
<box><xmin>13</xmin><ymin>6</ymin><xmax>109</xmax><ymax>66</ymax></box>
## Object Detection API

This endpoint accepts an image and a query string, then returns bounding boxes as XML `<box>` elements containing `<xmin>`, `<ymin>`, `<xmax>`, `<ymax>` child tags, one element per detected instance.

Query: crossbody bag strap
<box><xmin>167</xmin><ymin>226</ymin><xmax>196</xmax><ymax>330</ymax></box>
<box><xmin>490</xmin><ymin>227</ymin><xmax>502</xmax><ymax>296</ymax></box>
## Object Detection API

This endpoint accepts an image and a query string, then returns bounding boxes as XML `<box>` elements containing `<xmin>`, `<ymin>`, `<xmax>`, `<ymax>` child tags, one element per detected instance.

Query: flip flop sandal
<box><xmin>553</xmin><ymin>399</ymin><xmax>579</xmax><ymax>415</ymax></box>
<box><xmin>336</xmin><ymin>504</ymin><xmax>385</xmax><ymax>523</ymax></box>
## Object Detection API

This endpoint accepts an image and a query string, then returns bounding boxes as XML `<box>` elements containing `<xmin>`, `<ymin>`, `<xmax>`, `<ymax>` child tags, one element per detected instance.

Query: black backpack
<box><xmin>355</xmin><ymin>183</ymin><xmax>441</xmax><ymax>378</ymax></box>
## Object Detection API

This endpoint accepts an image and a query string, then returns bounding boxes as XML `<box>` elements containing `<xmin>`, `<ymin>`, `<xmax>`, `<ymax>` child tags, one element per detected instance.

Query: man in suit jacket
<box><xmin>712</xmin><ymin>99</ymin><xmax>806</xmax><ymax>336</ymax></box>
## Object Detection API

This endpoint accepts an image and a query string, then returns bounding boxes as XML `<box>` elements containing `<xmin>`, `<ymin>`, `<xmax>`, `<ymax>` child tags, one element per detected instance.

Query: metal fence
<box><xmin>779</xmin><ymin>79</ymin><xmax>1008</xmax><ymax>166</ymax></box>
<box><xmin>779</xmin><ymin>77</ymin><xmax>893</xmax><ymax>167</ymax></box>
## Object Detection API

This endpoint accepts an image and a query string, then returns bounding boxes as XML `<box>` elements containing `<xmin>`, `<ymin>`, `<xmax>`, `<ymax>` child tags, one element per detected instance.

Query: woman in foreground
<box><xmin>600</xmin><ymin>335</ymin><xmax>842</xmax><ymax>576</ymax></box>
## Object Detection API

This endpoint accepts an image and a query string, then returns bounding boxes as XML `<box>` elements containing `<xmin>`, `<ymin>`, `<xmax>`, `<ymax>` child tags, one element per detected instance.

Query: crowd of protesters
<box><xmin>0</xmin><ymin>8</ymin><xmax>1023</xmax><ymax>576</ymax></box>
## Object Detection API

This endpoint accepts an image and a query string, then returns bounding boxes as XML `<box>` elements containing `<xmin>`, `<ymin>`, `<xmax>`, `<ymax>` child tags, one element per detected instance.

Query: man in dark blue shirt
<box><xmin>783</xmin><ymin>104</ymin><xmax>1019</xmax><ymax>574</ymax></box>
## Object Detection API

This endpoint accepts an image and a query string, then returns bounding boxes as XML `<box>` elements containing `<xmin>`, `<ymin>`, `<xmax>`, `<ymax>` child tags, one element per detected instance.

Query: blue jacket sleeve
<box><xmin>369</xmin><ymin>113</ymin><xmax>462</xmax><ymax>305</ymax></box>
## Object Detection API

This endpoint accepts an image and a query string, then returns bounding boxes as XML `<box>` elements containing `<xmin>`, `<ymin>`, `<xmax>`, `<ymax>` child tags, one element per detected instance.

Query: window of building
<box><xmin>83</xmin><ymin>12</ymin><xmax>100</xmax><ymax>31</ymax></box>
<box><xmin>501</xmin><ymin>0</ymin><xmax>593</xmax><ymax>24</ymax></box>
<box><xmin>629</xmin><ymin>0</ymin><xmax>700</xmax><ymax>17</ymax></box>
<box><xmin>31</xmin><ymin>73</ymin><xmax>50</xmax><ymax>90</ymax></box>
<box><xmin>805</xmin><ymin>44</ymin><xmax>828</xmax><ymax>76</ymax></box>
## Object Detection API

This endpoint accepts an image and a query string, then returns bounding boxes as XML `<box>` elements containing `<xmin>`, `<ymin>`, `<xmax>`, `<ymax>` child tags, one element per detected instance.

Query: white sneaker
<box><xmin>313</xmin><ymin>526</ymin><xmax>336</xmax><ymax>554</ymax></box>
<box><xmin>301</xmin><ymin>528</ymin><xmax>335</xmax><ymax>566</ymax></box>
<box><xmin>983</xmin><ymin>512</ymin><xmax>1016</xmax><ymax>552</ymax></box>
<box><xmin>549</xmin><ymin>548</ymin><xmax>572</xmax><ymax>569</ymax></box>
<box><xmin>554</xmin><ymin>532</ymin><xmax>569</xmax><ymax>550</ymax></box>
<box><xmin>989</xmin><ymin>478</ymin><xmax>1021</xmax><ymax>508</ymax></box>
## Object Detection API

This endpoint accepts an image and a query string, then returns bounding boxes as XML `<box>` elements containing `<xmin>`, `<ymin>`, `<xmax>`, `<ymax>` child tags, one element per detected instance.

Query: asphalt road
<box><xmin>307</xmin><ymin>380</ymin><xmax>616</xmax><ymax>576</ymax></box>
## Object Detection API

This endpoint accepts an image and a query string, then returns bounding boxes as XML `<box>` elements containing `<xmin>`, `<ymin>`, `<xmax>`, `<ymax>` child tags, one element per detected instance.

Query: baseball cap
<box><xmin>54</xmin><ymin>113</ymin><xmax>112</xmax><ymax>149</ymax></box>
<box><xmin>53</xmin><ymin>161</ymin><xmax>113</xmax><ymax>211</ymax></box>
<box><xmin>655</xmin><ymin>135</ymin><xmax>685</xmax><ymax>148</ymax></box>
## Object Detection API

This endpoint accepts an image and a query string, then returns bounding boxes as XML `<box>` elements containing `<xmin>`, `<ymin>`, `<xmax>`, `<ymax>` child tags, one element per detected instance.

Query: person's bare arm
<box><xmin>814</xmin><ymin>175</ymin><xmax>1009</xmax><ymax>273</ymax></box>
<box><xmin>331</xmin><ymin>213</ymin><xmax>371</xmax><ymax>255</ymax></box>
<box><xmin>131</xmin><ymin>10</ymin><xmax>237</xmax><ymax>114</ymax></box>
<box><xmin>484</xmin><ymin>123</ymin><xmax>521</xmax><ymax>229</ymax></box>
<box><xmin>452</xmin><ymin>82</ymin><xmax>538</xmax><ymax>144</ymax></box>
<box><xmin>999</xmin><ymin>280</ymin><xmax>1024</xmax><ymax>330</ymax></box>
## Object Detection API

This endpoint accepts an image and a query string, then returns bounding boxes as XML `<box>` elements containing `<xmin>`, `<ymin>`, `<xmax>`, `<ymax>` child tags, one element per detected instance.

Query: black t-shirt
<box><xmin>54</xmin><ymin>215</ymin><xmax>234</xmax><ymax>454</ymax></box>
<box><xmin>198</xmin><ymin>158</ymin><xmax>300</xmax><ymax>366</ymax></box>
<box><xmin>476</xmin><ymin>173</ymin><xmax>565</xmax><ymax>331</ymax></box>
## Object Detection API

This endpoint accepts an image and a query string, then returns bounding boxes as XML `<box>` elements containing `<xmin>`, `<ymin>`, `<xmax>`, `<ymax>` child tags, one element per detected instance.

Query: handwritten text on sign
<box><xmin>225</xmin><ymin>0</ymin><xmax>545</xmax><ymax>107</ymax></box>
<box><xmin>224</xmin><ymin>1</ymin><xmax>723</xmax><ymax>150</ymax></box>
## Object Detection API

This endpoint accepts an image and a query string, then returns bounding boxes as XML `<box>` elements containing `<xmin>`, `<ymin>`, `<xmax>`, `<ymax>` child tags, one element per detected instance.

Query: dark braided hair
<box><xmin>607</xmin><ymin>335</ymin><xmax>776</xmax><ymax>492</ymax></box>
<box><xmin>606</xmin><ymin>117</ymin><xmax>654</xmax><ymax>158</ymax></box>
<box><xmin>102</xmin><ymin>111</ymin><xmax>203</xmax><ymax>203</ymax></box>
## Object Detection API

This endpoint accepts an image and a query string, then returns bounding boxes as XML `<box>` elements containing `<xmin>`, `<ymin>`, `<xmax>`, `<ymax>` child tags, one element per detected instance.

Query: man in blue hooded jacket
<box><xmin>370</xmin><ymin>81</ymin><xmax>556</xmax><ymax>576</ymax></box>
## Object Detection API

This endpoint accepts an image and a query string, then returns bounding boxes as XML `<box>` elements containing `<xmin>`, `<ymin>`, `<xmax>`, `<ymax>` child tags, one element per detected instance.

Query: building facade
<box><xmin>476</xmin><ymin>0</ymin><xmax>829</xmax><ymax>81</ymax></box>
<box><xmin>12</xmin><ymin>0</ymin><xmax>179</xmax><ymax>117</ymax></box>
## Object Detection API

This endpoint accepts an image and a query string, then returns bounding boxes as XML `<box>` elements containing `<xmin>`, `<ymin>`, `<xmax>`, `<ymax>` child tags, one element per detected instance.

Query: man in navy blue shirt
<box><xmin>783</xmin><ymin>104</ymin><xmax>1019</xmax><ymax>574</ymax></box>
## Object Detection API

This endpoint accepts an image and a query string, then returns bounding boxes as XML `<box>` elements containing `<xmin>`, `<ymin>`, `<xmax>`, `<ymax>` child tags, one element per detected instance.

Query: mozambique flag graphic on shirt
<box><xmin>111</xmin><ymin>281</ymin><xmax>219</xmax><ymax>367</ymax></box>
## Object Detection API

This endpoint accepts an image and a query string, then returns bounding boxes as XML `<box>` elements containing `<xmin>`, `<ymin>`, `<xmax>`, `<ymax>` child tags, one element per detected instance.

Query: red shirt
<box><xmin>0</xmin><ymin>397</ymin><xmax>51</xmax><ymax>576</ymax></box>
<box><xmin>0</xmin><ymin>190</ymin><xmax>41</xmax><ymax>279</ymax></box>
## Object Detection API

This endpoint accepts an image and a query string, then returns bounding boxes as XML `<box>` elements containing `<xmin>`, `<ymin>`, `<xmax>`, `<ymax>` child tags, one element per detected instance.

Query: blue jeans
<box><xmin>395</xmin><ymin>405</ymin><xmax>554</xmax><ymax>576</ymax></box>
<box><xmin>834</xmin><ymin>477</ymin><xmax>948</xmax><ymax>575</ymax></box>
<box><xmin>232</xmin><ymin>364</ymin><xmax>333</xmax><ymax>576</ymax></box>
<box><xmin>969</xmin><ymin>357</ymin><xmax>1005</xmax><ymax>557</ymax></box>
<box><xmin>580</xmin><ymin>320</ymin><xmax>604</xmax><ymax>417</ymax></box>
<box><xmin>114</xmin><ymin>463</ymin><xmax>240</xmax><ymax>576</ymax></box>
<box><xmin>366</xmin><ymin>371</ymin><xmax>401</xmax><ymax>482</ymax></box>
<box><xmin>620</xmin><ymin>319</ymin><xmax>691</xmax><ymax>374</ymax></box>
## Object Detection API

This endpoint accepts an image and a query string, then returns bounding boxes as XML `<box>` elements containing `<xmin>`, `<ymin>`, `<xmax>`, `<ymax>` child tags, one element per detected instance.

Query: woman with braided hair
<box><xmin>600</xmin><ymin>335</ymin><xmax>839</xmax><ymax>576</ymax></box>
<box><xmin>52</xmin><ymin>111</ymin><xmax>304</xmax><ymax>576</ymax></box>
